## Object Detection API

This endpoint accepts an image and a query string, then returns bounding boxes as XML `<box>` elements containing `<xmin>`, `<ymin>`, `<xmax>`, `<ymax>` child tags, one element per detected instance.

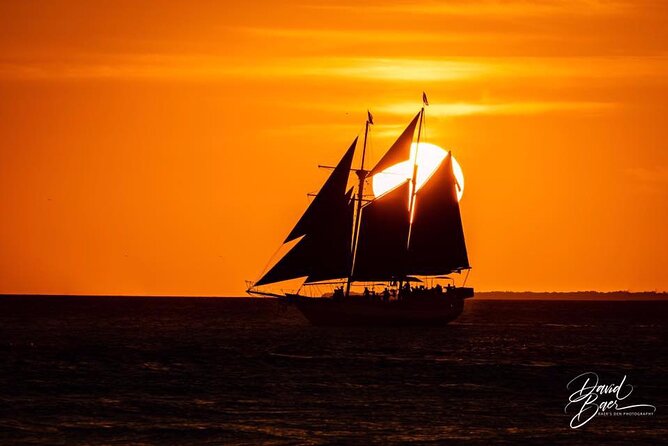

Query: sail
<box><xmin>368</xmin><ymin>112</ymin><xmax>420</xmax><ymax>176</ymax></box>
<box><xmin>284</xmin><ymin>137</ymin><xmax>357</xmax><ymax>243</ymax></box>
<box><xmin>254</xmin><ymin>236</ymin><xmax>311</xmax><ymax>286</ymax></box>
<box><xmin>256</xmin><ymin>188</ymin><xmax>355</xmax><ymax>287</ymax></box>
<box><xmin>352</xmin><ymin>181</ymin><xmax>411</xmax><ymax>281</ymax></box>
<box><xmin>305</xmin><ymin>190</ymin><xmax>355</xmax><ymax>283</ymax></box>
<box><xmin>408</xmin><ymin>153</ymin><xmax>469</xmax><ymax>275</ymax></box>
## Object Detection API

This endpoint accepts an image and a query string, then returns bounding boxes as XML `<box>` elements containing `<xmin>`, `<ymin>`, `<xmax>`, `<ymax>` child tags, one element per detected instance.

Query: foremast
<box><xmin>346</xmin><ymin>112</ymin><xmax>372</xmax><ymax>297</ymax></box>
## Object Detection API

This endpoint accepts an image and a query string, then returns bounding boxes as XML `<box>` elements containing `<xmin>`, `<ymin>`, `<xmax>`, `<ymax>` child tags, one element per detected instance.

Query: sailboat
<box><xmin>247</xmin><ymin>95</ymin><xmax>474</xmax><ymax>326</ymax></box>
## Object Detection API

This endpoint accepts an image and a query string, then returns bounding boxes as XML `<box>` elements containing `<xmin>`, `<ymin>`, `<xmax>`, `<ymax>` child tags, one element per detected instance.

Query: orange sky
<box><xmin>1</xmin><ymin>0</ymin><xmax>667</xmax><ymax>295</ymax></box>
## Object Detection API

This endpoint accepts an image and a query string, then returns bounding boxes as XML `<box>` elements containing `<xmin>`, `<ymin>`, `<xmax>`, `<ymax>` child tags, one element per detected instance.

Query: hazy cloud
<box><xmin>303</xmin><ymin>0</ymin><xmax>631</xmax><ymax>17</ymax></box>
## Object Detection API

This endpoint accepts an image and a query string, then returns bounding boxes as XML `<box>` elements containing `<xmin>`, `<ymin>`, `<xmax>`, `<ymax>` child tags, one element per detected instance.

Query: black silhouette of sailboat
<box><xmin>247</xmin><ymin>95</ymin><xmax>473</xmax><ymax>326</ymax></box>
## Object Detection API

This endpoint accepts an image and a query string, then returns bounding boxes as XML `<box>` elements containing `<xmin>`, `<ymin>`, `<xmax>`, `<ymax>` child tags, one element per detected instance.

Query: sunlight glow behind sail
<box><xmin>371</xmin><ymin>143</ymin><xmax>464</xmax><ymax>201</ymax></box>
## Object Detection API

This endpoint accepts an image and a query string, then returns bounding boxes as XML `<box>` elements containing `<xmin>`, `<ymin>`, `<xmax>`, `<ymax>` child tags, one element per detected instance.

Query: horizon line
<box><xmin>0</xmin><ymin>290</ymin><xmax>666</xmax><ymax>299</ymax></box>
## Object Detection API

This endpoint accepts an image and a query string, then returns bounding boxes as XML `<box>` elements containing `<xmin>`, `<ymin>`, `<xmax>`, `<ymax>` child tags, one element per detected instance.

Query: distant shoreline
<box><xmin>0</xmin><ymin>291</ymin><xmax>666</xmax><ymax>301</ymax></box>
<box><xmin>474</xmin><ymin>291</ymin><xmax>668</xmax><ymax>301</ymax></box>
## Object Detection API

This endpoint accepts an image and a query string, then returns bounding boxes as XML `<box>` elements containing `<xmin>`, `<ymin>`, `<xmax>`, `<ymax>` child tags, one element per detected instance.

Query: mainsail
<box><xmin>352</xmin><ymin>181</ymin><xmax>411</xmax><ymax>281</ymax></box>
<box><xmin>407</xmin><ymin>152</ymin><xmax>470</xmax><ymax>275</ymax></box>
<box><xmin>255</xmin><ymin>141</ymin><xmax>356</xmax><ymax>286</ymax></box>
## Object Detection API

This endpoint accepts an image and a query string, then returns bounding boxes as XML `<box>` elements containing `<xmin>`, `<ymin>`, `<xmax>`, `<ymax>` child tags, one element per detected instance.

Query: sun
<box><xmin>371</xmin><ymin>142</ymin><xmax>464</xmax><ymax>201</ymax></box>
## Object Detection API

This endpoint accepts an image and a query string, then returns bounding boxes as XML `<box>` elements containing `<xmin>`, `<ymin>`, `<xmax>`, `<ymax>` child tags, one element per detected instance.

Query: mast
<box><xmin>406</xmin><ymin>107</ymin><xmax>423</xmax><ymax>249</ymax></box>
<box><xmin>346</xmin><ymin>113</ymin><xmax>372</xmax><ymax>296</ymax></box>
<box><xmin>407</xmin><ymin>93</ymin><xmax>428</xmax><ymax>249</ymax></box>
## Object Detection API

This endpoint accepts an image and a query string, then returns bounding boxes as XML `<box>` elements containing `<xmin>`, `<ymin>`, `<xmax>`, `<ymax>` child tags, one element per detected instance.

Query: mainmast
<box><xmin>346</xmin><ymin>112</ymin><xmax>373</xmax><ymax>296</ymax></box>
<box><xmin>407</xmin><ymin>93</ymin><xmax>429</xmax><ymax>249</ymax></box>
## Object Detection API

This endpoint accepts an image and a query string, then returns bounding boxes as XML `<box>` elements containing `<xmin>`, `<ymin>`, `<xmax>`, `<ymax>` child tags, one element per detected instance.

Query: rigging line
<box><xmin>303</xmin><ymin>279</ymin><xmax>347</xmax><ymax>286</ymax></box>
<box><xmin>378</xmin><ymin>170</ymin><xmax>415</xmax><ymax>177</ymax></box>
<box><xmin>252</xmin><ymin>240</ymin><xmax>294</xmax><ymax>287</ymax></box>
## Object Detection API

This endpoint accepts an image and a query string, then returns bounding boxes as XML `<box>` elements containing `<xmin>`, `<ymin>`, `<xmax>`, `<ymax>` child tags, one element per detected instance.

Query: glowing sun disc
<box><xmin>372</xmin><ymin>142</ymin><xmax>464</xmax><ymax>201</ymax></box>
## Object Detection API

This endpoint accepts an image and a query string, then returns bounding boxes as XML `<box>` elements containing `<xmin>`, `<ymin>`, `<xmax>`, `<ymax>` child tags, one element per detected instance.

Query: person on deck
<box><xmin>402</xmin><ymin>283</ymin><xmax>411</xmax><ymax>298</ymax></box>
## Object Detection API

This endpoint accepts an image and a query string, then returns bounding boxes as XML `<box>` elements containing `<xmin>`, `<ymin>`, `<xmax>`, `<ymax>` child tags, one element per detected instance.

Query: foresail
<box><xmin>352</xmin><ymin>181</ymin><xmax>411</xmax><ymax>281</ymax></box>
<box><xmin>254</xmin><ymin>236</ymin><xmax>311</xmax><ymax>286</ymax></box>
<box><xmin>407</xmin><ymin>153</ymin><xmax>469</xmax><ymax>275</ymax></box>
<box><xmin>368</xmin><ymin>112</ymin><xmax>420</xmax><ymax>176</ymax></box>
<box><xmin>284</xmin><ymin>138</ymin><xmax>357</xmax><ymax>243</ymax></box>
<box><xmin>256</xmin><ymin>185</ymin><xmax>355</xmax><ymax>287</ymax></box>
<box><xmin>304</xmin><ymin>190</ymin><xmax>355</xmax><ymax>283</ymax></box>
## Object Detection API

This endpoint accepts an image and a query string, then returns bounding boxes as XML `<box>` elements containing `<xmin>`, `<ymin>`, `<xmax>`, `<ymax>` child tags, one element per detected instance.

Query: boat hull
<box><xmin>286</xmin><ymin>290</ymin><xmax>472</xmax><ymax>327</ymax></box>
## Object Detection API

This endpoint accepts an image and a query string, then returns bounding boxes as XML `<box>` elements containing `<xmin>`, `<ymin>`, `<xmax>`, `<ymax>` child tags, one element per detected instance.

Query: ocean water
<box><xmin>0</xmin><ymin>296</ymin><xmax>665</xmax><ymax>445</ymax></box>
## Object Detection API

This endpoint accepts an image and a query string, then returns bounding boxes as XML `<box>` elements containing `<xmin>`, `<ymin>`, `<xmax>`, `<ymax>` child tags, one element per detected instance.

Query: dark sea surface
<box><xmin>0</xmin><ymin>296</ymin><xmax>665</xmax><ymax>445</ymax></box>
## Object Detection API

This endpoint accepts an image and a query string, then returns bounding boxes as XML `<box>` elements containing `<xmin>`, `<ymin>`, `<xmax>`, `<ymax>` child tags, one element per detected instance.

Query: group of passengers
<box><xmin>332</xmin><ymin>283</ymin><xmax>453</xmax><ymax>301</ymax></box>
